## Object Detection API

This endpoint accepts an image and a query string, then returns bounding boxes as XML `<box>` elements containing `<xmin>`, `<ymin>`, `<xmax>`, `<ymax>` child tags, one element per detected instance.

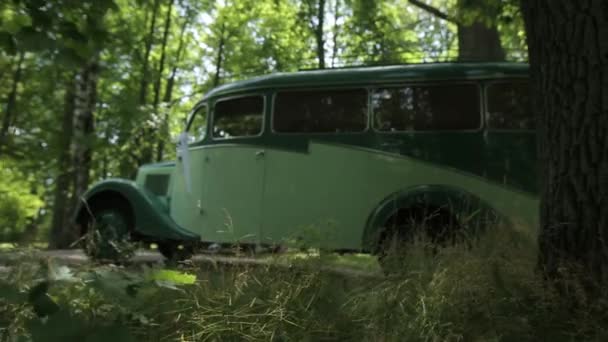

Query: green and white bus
<box><xmin>76</xmin><ymin>62</ymin><xmax>536</xmax><ymax>261</ymax></box>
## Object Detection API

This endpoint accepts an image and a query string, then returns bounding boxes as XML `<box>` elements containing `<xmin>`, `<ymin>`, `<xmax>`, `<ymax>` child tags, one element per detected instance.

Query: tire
<box><xmin>377</xmin><ymin>205</ymin><xmax>460</xmax><ymax>273</ymax></box>
<box><xmin>81</xmin><ymin>198</ymin><xmax>136</xmax><ymax>263</ymax></box>
<box><xmin>157</xmin><ymin>241</ymin><xmax>195</xmax><ymax>262</ymax></box>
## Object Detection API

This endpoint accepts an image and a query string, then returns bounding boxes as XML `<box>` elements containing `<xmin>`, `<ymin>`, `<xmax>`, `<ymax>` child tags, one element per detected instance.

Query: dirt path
<box><xmin>0</xmin><ymin>249</ymin><xmax>381</xmax><ymax>278</ymax></box>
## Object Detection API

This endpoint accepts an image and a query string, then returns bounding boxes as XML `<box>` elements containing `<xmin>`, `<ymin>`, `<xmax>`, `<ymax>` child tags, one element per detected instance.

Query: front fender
<box><xmin>362</xmin><ymin>184</ymin><xmax>504</xmax><ymax>250</ymax></box>
<box><xmin>76</xmin><ymin>178</ymin><xmax>199</xmax><ymax>241</ymax></box>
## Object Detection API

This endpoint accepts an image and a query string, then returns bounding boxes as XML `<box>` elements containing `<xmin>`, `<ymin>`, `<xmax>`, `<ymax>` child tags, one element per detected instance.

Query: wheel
<box><xmin>81</xmin><ymin>198</ymin><xmax>136</xmax><ymax>263</ymax></box>
<box><xmin>157</xmin><ymin>241</ymin><xmax>195</xmax><ymax>262</ymax></box>
<box><xmin>376</xmin><ymin>205</ymin><xmax>460</xmax><ymax>273</ymax></box>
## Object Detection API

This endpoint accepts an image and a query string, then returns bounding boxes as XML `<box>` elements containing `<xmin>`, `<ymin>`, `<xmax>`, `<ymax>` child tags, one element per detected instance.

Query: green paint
<box><xmin>203</xmin><ymin>62</ymin><xmax>528</xmax><ymax>100</ymax></box>
<box><xmin>79</xmin><ymin>62</ymin><xmax>538</xmax><ymax>252</ymax></box>
<box><xmin>76</xmin><ymin>178</ymin><xmax>199</xmax><ymax>241</ymax></box>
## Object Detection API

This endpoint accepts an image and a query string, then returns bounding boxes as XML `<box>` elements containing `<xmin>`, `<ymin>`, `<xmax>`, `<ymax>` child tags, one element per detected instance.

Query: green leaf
<box><xmin>146</xmin><ymin>268</ymin><xmax>197</xmax><ymax>285</ymax></box>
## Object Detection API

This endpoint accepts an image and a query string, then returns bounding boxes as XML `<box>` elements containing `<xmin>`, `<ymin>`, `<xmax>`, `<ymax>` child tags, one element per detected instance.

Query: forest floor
<box><xmin>2</xmin><ymin>229</ymin><xmax>608</xmax><ymax>341</ymax></box>
<box><xmin>0</xmin><ymin>247</ymin><xmax>381</xmax><ymax>278</ymax></box>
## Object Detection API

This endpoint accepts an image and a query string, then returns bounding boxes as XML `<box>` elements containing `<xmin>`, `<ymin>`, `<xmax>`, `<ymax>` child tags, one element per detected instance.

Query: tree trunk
<box><xmin>157</xmin><ymin>10</ymin><xmax>190</xmax><ymax>161</ymax></box>
<box><xmin>71</xmin><ymin>59</ymin><xmax>99</xmax><ymax>203</ymax></box>
<box><xmin>135</xmin><ymin>0</ymin><xmax>162</xmax><ymax>167</ymax></box>
<box><xmin>213</xmin><ymin>22</ymin><xmax>227</xmax><ymax>87</ymax></box>
<box><xmin>151</xmin><ymin>0</ymin><xmax>174</xmax><ymax>162</ymax></box>
<box><xmin>315</xmin><ymin>0</ymin><xmax>326</xmax><ymax>69</ymax></box>
<box><xmin>48</xmin><ymin>59</ymin><xmax>99</xmax><ymax>249</ymax></box>
<box><xmin>139</xmin><ymin>0</ymin><xmax>161</xmax><ymax>106</ymax></box>
<box><xmin>457</xmin><ymin>21</ymin><xmax>505</xmax><ymax>62</ymax></box>
<box><xmin>152</xmin><ymin>0</ymin><xmax>174</xmax><ymax>112</ymax></box>
<box><xmin>49</xmin><ymin>76</ymin><xmax>76</xmax><ymax>249</ymax></box>
<box><xmin>408</xmin><ymin>0</ymin><xmax>505</xmax><ymax>62</ymax></box>
<box><xmin>330</xmin><ymin>0</ymin><xmax>341</xmax><ymax>67</ymax></box>
<box><xmin>521</xmin><ymin>0</ymin><xmax>608</xmax><ymax>289</ymax></box>
<box><xmin>0</xmin><ymin>51</ymin><xmax>25</xmax><ymax>150</ymax></box>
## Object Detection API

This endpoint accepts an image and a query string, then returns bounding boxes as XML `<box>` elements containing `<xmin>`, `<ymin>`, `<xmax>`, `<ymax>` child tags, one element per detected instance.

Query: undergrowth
<box><xmin>1</xmin><ymin>226</ymin><xmax>608</xmax><ymax>341</ymax></box>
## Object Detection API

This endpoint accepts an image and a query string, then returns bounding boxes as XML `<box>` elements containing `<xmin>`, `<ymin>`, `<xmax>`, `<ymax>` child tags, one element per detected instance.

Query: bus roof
<box><xmin>203</xmin><ymin>62</ymin><xmax>528</xmax><ymax>100</ymax></box>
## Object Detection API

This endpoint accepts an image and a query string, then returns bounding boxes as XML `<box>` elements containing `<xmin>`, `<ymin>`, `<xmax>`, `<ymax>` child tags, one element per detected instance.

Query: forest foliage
<box><xmin>0</xmin><ymin>0</ymin><xmax>527</xmax><ymax>243</ymax></box>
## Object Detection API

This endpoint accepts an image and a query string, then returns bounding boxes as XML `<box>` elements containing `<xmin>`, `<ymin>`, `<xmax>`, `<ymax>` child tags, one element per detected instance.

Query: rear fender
<box><xmin>362</xmin><ymin>184</ymin><xmax>504</xmax><ymax>251</ymax></box>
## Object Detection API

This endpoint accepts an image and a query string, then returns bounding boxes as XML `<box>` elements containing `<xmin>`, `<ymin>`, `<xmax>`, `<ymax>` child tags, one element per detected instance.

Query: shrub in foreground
<box><xmin>2</xmin><ymin>226</ymin><xmax>608</xmax><ymax>341</ymax></box>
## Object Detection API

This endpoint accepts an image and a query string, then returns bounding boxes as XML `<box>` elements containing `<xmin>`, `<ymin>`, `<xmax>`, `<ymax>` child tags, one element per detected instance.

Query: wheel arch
<box><xmin>74</xmin><ymin>178</ymin><xmax>200</xmax><ymax>241</ymax></box>
<box><xmin>362</xmin><ymin>184</ymin><xmax>504</xmax><ymax>252</ymax></box>
<box><xmin>75</xmin><ymin>190</ymin><xmax>135</xmax><ymax>236</ymax></box>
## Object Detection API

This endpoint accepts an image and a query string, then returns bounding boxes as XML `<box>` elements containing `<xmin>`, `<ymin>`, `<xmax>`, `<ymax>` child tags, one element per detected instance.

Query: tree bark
<box><xmin>213</xmin><ymin>22</ymin><xmax>227</xmax><ymax>87</ymax></box>
<box><xmin>157</xmin><ymin>9</ymin><xmax>190</xmax><ymax>161</ymax></box>
<box><xmin>330</xmin><ymin>0</ymin><xmax>341</xmax><ymax>68</ymax></box>
<box><xmin>139</xmin><ymin>0</ymin><xmax>161</xmax><ymax>106</ymax></box>
<box><xmin>71</xmin><ymin>59</ymin><xmax>99</xmax><ymax>203</ymax></box>
<box><xmin>48</xmin><ymin>58</ymin><xmax>99</xmax><ymax>249</ymax></box>
<box><xmin>408</xmin><ymin>0</ymin><xmax>505</xmax><ymax>62</ymax></box>
<box><xmin>49</xmin><ymin>76</ymin><xmax>76</xmax><ymax>249</ymax></box>
<box><xmin>152</xmin><ymin>0</ymin><xmax>174</xmax><ymax>112</ymax></box>
<box><xmin>457</xmin><ymin>21</ymin><xmax>505</xmax><ymax>62</ymax></box>
<box><xmin>315</xmin><ymin>0</ymin><xmax>326</xmax><ymax>69</ymax></box>
<box><xmin>521</xmin><ymin>0</ymin><xmax>608</xmax><ymax>288</ymax></box>
<box><xmin>0</xmin><ymin>51</ymin><xmax>25</xmax><ymax>150</ymax></box>
<box><xmin>150</xmin><ymin>0</ymin><xmax>174</xmax><ymax>162</ymax></box>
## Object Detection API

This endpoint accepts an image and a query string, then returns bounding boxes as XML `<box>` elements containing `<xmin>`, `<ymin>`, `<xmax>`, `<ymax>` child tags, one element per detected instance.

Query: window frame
<box><xmin>370</xmin><ymin>81</ymin><xmax>484</xmax><ymax>134</ymax></box>
<box><xmin>210</xmin><ymin>93</ymin><xmax>266</xmax><ymax>141</ymax></box>
<box><xmin>185</xmin><ymin>103</ymin><xmax>208</xmax><ymax>145</ymax></box>
<box><xmin>483</xmin><ymin>78</ymin><xmax>534</xmax><ymax>132</ymax></box>
<box><xmin>270</xmin><ymin>86</ymin><xmax>371</xmax><ymax>135</ymax></box>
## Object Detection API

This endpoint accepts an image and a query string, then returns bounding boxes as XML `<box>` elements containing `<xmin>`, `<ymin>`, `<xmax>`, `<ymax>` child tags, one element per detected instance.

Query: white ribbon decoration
<box><xmin>177</xmin><ymin>131</ymin><xmax>192</xmax><ymax>193</ymax></box>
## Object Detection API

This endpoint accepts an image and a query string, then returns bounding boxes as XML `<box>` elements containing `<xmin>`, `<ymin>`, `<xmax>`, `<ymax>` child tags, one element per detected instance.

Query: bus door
<box><xmin>201</xmin><ymin>95</ymin><xmax>266</xmax><ymax>245</ymax></box>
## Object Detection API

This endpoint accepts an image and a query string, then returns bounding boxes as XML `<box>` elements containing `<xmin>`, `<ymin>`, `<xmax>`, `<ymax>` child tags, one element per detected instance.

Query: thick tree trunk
<box><xmin>71</xmin><ymin>60</ymin><xmax>99</xmax><ymax>203</ymax></box>
<box><xmin>521</xmin><ymin>0</ymin><xmax>608</xmax><ymax>288</ymax></box>
<box><xmin>457</xmin><ymin>21</ymin><xmax>505</xmax><ymax>62</ymax></box>
<box><xmin>49</xmin><ymin>76</ymin><xmax>76</xmax><ymax>249</ymax></box>
<box><xmin>49</xmin><ymin>59</ymin><xmax>99</xmax><ymax>249</ymax></box>
<box><xmin>0</xmin><ymin>51</ymin><xmax>25</xmax><ymax>149</ymax></box>
<box><xmin>456</xmin><ymin>0</ymin><xmax>504</xmax><ymax>62</ymax></box>
<box><xmin>408</xmin><ymin>0</ymin><xmax>505</xmax><ymax>62</ymax></box>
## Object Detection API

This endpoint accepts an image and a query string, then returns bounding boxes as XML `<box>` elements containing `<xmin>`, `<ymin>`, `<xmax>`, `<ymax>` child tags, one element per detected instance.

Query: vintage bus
<box><xmin>76</xmin><ymin>62</ymin><xmax>537</xmax><ymax>262</ymax></box>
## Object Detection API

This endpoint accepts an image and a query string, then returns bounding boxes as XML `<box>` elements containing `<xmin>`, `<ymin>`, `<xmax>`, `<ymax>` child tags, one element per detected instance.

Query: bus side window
<box><xmin>212</xmin><ymin>96</ymin><xmax>264</xmax><ymax>139</ymax></box>
<box><xmin>486</xmin><ymin>81</ymin><xmax>533</xmax><ymax>130</ymax></box>
<box><xmin>273</xmin><ymin>89</ymin><xmax>367</xmax><ymax>133</ymax></box>
<box><xmin>372</xmin><ymin>84</ymin><xmax>480</xmax><ymax>132</ymax></box>
<box><xmin>186</xmin><ymin>105</ymin><xmax>208</xmax><ymax>143</ymax></box>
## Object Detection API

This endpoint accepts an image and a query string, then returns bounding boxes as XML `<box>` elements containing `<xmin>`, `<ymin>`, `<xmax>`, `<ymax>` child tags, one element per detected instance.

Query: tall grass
<box><xmin>2</xmin><ymin>225</ymin><xmax>608</xmax><ymax>341</ymax></box>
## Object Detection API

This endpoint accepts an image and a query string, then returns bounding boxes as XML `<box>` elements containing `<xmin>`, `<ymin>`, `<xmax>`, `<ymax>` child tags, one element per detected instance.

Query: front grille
<box><xmin>144</xmin><ymin>174</ymin><xmax>170</xmax><ymax>196</ymax></box>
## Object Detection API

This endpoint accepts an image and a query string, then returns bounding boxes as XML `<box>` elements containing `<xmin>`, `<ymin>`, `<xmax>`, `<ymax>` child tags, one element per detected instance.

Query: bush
<box><xmin>0</xmin><ymin>159</ymin><xmax>44</xmax><ymax>242</ymax></box>
<box><xmin>2</xmin><ymin>225</ymin><xmax>608</xmax><ymax>341</ymax></box>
